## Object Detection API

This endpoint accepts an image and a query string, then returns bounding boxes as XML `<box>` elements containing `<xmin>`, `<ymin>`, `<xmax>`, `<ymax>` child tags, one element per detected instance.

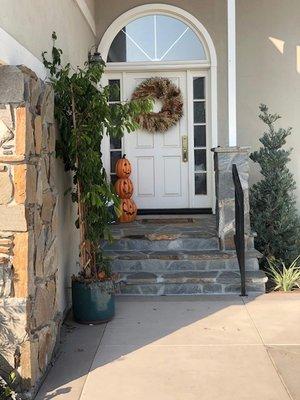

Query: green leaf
<box><xmin>42</xmin><ymin>32</ymin><xmax>150</xmax><ymax>279</ymax></box>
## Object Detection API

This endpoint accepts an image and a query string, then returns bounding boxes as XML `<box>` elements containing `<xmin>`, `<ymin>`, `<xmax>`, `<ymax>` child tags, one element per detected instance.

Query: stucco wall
<box><xmin>0</xmin><ymin>0</ymin><xmax>95</xmax><ymax>69</ymax></box>
<box><xmin>95</xmin><ymin>0</ymin><xmax>229</xmax><ymax>146</ymax></box>
<box><xmin>95</xmin><ymin>0</ymin><xmax>300</xmax><ymax>211</ymax></box>
<box><xmin>0</xmin><ymin>0</ymin><xmax>96</xmax><ymax>315</ymax></box>
<box><xmin>237</xmin><ymin>0</ymin><xmax>300</xmax><ymax>209</ymax></box>
<box><xmin>85</xmin><ymin>0</ymin><xmax>96</xmax><ymax>18</ymax></box>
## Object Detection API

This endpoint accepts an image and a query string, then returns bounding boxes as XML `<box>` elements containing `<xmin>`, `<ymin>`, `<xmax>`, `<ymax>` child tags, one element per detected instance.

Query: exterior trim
<box><xmin>74</xmin><ymin>0</ymin><xmax>96</xmax><ymax>36</ymax></box>
<box><xmin>98</xmin><ymin>3</ymin><xmax>218</xmax><ymax>149</ymax></box>
<box><xmin>98</xmin><ymin>4</ymin><xmax>217</xmax><ymax>67</ymax></box>
<box><xmin>98</xmin><ymin>4</ymin><xmax>218</xmax><ymax>211</ymax></box>
<box><xmin>104</xmin><ymin>61</ymin><xmax>211</xmax><ymax>72</ymax></box>
<box><xmin>227</xmin><ymin>0</ymin><xmax>237</xmax><ymax>146</ymax></box>
<box><xmin>0</xmin><ymin>27</ymin><xmax>46</xmax><ymax>78</ymax></box>
<box><xmin>138</xmin><ymin>208</ymin><xmax>213</xmax><ymax>215</ymax></box>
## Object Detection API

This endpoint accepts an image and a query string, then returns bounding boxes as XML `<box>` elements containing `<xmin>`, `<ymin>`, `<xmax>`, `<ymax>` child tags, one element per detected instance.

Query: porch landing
<box><xmin>36</xmin><ymin>294</ymin><xmax>300</xmax><ymax>400</ymax></box>
<box><xmin>103</xmin><ymin>215</ymin><xmax>267</xmax><ymax>295</ymax></box>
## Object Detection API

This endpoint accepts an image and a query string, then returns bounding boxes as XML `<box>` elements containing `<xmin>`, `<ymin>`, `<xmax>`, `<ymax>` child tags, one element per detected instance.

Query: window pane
<box><xmin>156</xmin><ymin>15</ymin><xmax>188</xmax><ymax>58</ymax></box>
<box><xmin>108</xmin><ymin>30</ymin><xmax>126</xmax><ymax>62</ymax></box>
<box><xmin>108</xmin><ymin>80</ymin><xmax>121</xmax><ymax>102</ymax></box>
<box><xmin>110</xmin><ymin>136</ymin><xmax>122</xmax><ymax>150</ymax></box>
<box><xmin>194</xmin><ymin>125</ymin><xmax>206</xmax><ymax>147</ymax></box>
<box><xmin>194</xmin><ymin>101</ymin><xmax>206</xmax><ymax>123</ymax></box>
<box><xmin>194</xmin><ymin>149</ymin><xmax>206</xmax><ymax>171</ymax></box>
<box><xmin>157</xmin><ymin>17</ymin><xmax>206</xmax><ymax>61</ymax></box>
<box><xmin>193</xmin><ymin>77</ymin><xmax>205</xmax><ymax>99</ymax></box>
<box><xmin>110</xmin><ymin>174</ymin><xmax>118</xmax><ymax>185</ymax></box>
<box><xmin>125</xmin><ymin>16</ymin><xmax>155</xmax><ymax>60</ymax></box>
<box><xmin>107</xmin><ymin>14</ymin><xmax>207</xmax><ymax>62</ymax></box>
<box><xmin>195</xmin><ymin>173</ymin><xmax>207</xmax><ymax>195</ymax></box>
<box><xmin>110</xmin><ymin>151</ymin><xmax>122</xmax><ymax>173</ymax></box>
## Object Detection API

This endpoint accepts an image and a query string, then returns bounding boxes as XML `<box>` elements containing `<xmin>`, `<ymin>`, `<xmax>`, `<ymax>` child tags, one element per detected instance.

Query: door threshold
<box><xmin>137</xmin><ymin>208</ymin><xmax>212</xmax><ymax>215</ymax></box>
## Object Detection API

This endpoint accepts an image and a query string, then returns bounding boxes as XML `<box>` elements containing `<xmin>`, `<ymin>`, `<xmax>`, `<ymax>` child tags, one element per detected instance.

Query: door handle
<box><xmin>182</xmin><ymin>135</ymin><xmax>188</xmax><ymax>162</ymax></box>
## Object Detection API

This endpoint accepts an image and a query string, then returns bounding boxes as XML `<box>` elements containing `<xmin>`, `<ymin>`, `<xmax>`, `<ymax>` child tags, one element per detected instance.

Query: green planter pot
<box><xmin>72</xmin><ymin>280</ymin><xmax>115</xmax><ymax>324</ymax></box>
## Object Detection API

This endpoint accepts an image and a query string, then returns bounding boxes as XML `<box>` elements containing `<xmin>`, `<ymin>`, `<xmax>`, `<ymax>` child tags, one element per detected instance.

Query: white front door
<box><xmin>103</xmin><ymin>70</ymin><xmax>213</xmax><ymax>210</ymax></box>
<box><xmin>124</xmin><ymin>71</ymin><xmax>188</xmax><ymax>209</ymax></box>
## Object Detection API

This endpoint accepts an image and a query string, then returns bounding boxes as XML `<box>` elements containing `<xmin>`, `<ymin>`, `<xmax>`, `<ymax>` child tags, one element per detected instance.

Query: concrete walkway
<box><xmin>36</xmin><ymin>294</ymin><xmax>300</xmax><ymax>400</ymax></box>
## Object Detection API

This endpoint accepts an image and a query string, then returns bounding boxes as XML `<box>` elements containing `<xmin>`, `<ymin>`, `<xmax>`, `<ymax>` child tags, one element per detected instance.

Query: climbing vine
<box><xmin>42</xmin><ymin>32</ymin><xmax>151</xmax><ymax>279</ymax></box>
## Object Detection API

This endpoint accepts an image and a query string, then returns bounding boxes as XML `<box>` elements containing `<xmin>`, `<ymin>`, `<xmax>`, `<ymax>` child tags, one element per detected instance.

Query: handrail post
<box><xmin>232</xmin><ymin>164</ymin><xmax>247</xmax><ymax>296</ymax></box>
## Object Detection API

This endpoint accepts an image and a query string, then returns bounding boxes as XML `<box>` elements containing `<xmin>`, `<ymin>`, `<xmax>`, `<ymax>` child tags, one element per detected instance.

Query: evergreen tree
<box><xmin>250</xmin><ymin>104</ymin><xmax>300</xmax><ymax>262</ymax></box>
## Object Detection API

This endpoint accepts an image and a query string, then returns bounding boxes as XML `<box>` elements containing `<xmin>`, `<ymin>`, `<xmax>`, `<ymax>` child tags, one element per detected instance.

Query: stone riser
<box><xmin>111</xmin><ymin>257</ymin><xmax>259</xmax><ymax>273</ymax></box>
<box><xmin>116</xmin><ymin>282</ymin><xmax>266</xmax><ymax>295</ymax></box>
<box><xmin>102</xmin><ymin>237</ymin><xmax>219</xmax><ymax>252</ymax></box>
<box><xmin>116</xmin><ymin>269</ymin><xmax>267</xmax><ymax>285</ymax></box>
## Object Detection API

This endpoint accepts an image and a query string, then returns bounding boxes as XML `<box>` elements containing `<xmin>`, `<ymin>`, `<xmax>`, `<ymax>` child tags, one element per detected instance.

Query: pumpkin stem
<box><xmin>122</xmin><ymin>154</ymin><xmax>126</xmax><ymax>158</ymax></box>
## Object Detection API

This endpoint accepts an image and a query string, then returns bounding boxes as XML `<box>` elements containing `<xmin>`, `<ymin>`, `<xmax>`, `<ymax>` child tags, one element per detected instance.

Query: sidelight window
<box><xmin>193</xmin><ymin>77</ymin><xmax>207</xmax><ymax>195</ymax></box>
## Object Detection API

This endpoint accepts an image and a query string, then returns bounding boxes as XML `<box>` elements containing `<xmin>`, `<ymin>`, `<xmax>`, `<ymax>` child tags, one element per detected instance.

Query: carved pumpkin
<box><xmin>119</xmin><ymin>199</ymin><xmax>137</xmax><ymax>223</ymax></box>
<box><xmin>115</xmin><ymin>178</ymin><xmax>134</xmax><ymax>199</ymax></box>
<box><xmin>115</xmin><ymin>154</ymin><xmax>132</xmax><ymax>178</ymax></box>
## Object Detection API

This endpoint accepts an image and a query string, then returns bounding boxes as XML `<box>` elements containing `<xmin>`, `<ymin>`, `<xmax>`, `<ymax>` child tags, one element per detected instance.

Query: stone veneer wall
<box><xmin>212</xmin><ymin>147</ymin><xmax>251</xmax><ymax>250</ymax></box>
<box><xmin>0</xmin><ymin>65</ymin><xmax>59</xmax><ymax>395</ymax></box>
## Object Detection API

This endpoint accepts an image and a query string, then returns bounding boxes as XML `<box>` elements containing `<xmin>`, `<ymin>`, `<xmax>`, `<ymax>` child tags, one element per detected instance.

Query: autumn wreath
<box><xmin>131</xmin><ymin>77</ymin><xmax>183</xmax><ymax>133</ymax></box>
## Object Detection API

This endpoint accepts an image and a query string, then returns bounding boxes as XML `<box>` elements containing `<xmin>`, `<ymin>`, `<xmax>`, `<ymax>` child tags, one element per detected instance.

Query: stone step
<box><xmin>102</xmin><ymin>237</ymin><xmax>220</xmax><ymax>252</ymax></box>
<box><xmin>115</xmin><ymin>270</ymin><xmax>267</xmax><ymax>295</ymax></box>
<box><xmin>111</xmin><ymin>215</ymin><xmax>216</xmax><ymax>234</ymax></box>
<box><xmin>106</xmin><ymin>249</ymin><xmax>262</xmax><ymax>272</ymax></box>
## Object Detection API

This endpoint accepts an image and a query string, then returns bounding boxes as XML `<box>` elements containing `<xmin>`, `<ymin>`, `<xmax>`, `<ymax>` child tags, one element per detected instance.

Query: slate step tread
<box><xmin>112</xmin><ymin>232</ymin><xmax>217</xmax><ymax>240</ymax></box>
<box><xmin>111</xmin><ymin>215</ymin><xmax>216</xmax><ymax>233</ymax></box>
<box><xmin>104</xmin><ymin>249</ymin><xmax>262</xmax><ymax>261</ymax></box>
<box><xmin>102</xmin><ymin>237</ymin><xmax>220</xmax><ymax>252</ymax></box>
<box><xmin>116</xmin><ymin>270</ymin><xmax>268</xmax><ymax>285</ymax></box>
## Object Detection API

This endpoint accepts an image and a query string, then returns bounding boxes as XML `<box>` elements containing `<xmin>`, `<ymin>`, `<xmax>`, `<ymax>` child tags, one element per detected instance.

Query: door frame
<box><xmin>99</xmin><ymin>4</ymin><xmax>218</xmax><ymax>211</ymax></box>
<box><xmin>102</xmin><ymin>68</ymin><xmax>213</xmax><ymax>210</ymax></box>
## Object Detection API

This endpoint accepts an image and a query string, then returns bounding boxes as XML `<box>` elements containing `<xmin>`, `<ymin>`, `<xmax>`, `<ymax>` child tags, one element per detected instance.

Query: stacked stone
<box><xmin>0</xmin><ymin>65</ymin><xmax>59</xmax><ymax>395</ymax></box>
<box><xmin>212</xmin><ymin>147</ymin><xmax>252</xmax><ymax>250</ymax></box>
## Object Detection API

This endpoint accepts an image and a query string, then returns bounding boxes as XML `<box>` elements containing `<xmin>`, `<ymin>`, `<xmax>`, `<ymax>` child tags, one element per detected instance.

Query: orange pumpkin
<box><xmin>97</xmin><ymin>271</ymin><xmax>106</xmax><ymax>281</ymax></box>
<box><xmin>119</xmin><ymin>199</ymin><xmax>137</xmax><ymax>223</ymax></box>
<box><xmin>115</xmin><ymin>155</ymin><xmax>132</xmax><ymax>178</ymax></box>
<box><xmin>115</xmin><ymin>178</ymin><xmax>134</xmax><ymax>199</ymax></box>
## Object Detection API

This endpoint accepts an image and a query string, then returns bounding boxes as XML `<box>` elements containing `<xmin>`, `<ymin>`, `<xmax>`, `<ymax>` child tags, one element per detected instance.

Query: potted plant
<box><xmin>42</xmin><ymin>33</ymin><xmax>150</xmax><ymax>323</ymax></box>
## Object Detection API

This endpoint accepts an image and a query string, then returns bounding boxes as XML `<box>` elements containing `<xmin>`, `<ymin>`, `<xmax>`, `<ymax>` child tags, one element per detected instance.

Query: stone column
<box><xmin>0</xmin><ymin>65</ymin><xmax>59</xmax><ymax>396</ymax></box>
<box><xmin>211</xmin><ymin>146</ymin><xmax>251</xmax><ymax>250</ymax></box>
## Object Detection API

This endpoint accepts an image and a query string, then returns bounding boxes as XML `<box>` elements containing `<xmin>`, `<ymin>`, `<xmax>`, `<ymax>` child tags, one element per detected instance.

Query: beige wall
<box><xmin>55</xmin><ymin>162</ymin><xmax>80</xmax><ymax>313</ymax></box>
<box><xmin>95</xmin><ymin>0</ymin><xmax>300</xmax><ymax>211</ymax></box>
<box><xmin>0</xmin><ymin>0</ymin><xmax>95</xmax><ymax>68</ymax></box>
<box><xmin>95</xmin><ymin>0</ymin><xmax>229</xmax><ymax>146</ymax></box>
<box><xmin>237</xmin><ymin>0</ymin><xmax>300</xmax><ymax>209</ymax></box>
<box><xmin>85</xmin><ymin>0</ymin><xmax>96</xmax><ymax>18</ymax></box>
<box><xmin>0</xmin><ymin>0</ymin><xmax>96</xmax><ymax>313</ymax></box>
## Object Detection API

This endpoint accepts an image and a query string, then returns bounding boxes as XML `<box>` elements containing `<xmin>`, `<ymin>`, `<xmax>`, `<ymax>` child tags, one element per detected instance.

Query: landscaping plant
<box><xmin>42</xmin><ymin>32</ymin><xmax>151</xmax><ymax>281</ymax></box>
<box><xmin>267</xmin><ymin>256</ymin><xmax>300</xmax><ymax>292</ymax></box>
<box><xmin>250</xmin><ymin>104</ymin><xmax>300</xmax><ymax>262</ymax></box>
<box><xmin>0</xmin><ymin>373</ymin><xmax>18</xmax><ymax>400</ymax></box>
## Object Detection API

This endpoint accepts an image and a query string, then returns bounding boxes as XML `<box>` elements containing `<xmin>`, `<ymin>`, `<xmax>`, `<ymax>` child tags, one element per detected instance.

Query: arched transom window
<box><xmin>107</xmin><ymin>14</ymin><xmax>207</xmax><ymax>63</ymax></box>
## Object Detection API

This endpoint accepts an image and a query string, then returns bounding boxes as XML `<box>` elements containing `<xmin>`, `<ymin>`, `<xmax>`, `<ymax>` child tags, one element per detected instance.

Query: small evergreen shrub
<box><xmin>250</xmin><ymin>104</ymin><xmax>300</xmax><ymax>262</ymax></box>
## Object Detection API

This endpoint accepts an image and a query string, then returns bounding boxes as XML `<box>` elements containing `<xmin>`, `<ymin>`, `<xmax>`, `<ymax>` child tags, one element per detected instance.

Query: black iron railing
<box><xmin>232</xmin><ymin>164</ymin><xmax>247</xmax><ymax>296</ymax></box>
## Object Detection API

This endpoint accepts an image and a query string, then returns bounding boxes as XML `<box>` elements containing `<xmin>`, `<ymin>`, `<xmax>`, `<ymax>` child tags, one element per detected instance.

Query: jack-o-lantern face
<box><xmin>115</xmin><ymin>178</ymin><xmax>134</xmax><ymax>199</ymax></box>
<box><xmin>115</xmin><ymin>155</ymin><xmax>132</xmax><ymax>178</ymax></box>
<box><xmin>119</xmin><ymin>199</ymin><xmax>137</xmax><ymax>223</ymax></box>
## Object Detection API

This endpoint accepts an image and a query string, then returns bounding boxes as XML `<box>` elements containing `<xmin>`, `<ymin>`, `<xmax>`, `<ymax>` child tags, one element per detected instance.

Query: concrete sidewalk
<box><xmin>36</xmin><ymin>294</ymin><xmax>300</xmax><ymax>400</ymax></box>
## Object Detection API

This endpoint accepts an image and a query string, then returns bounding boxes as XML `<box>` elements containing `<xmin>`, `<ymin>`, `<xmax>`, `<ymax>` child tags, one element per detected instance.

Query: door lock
<box><xmin>182</xmin><ymin>135</ymin><xmax>188</xmax><ymax>162</ymax></box>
